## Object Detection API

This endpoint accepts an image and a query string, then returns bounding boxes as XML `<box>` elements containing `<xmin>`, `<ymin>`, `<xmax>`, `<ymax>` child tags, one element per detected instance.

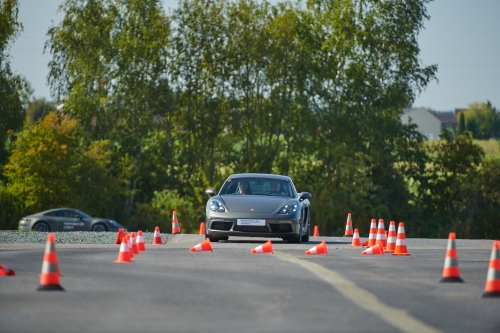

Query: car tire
<box><xmin>91</xmin><ymin>223</ymin><xmax>108</xmax><ymax>232</ymax></box>
<box><xmin>33</xmin><ymin>221</ymin><xmax>50</xmax><ymax>232</ymax></box>
<box><xmin>207</xmin><ymin>236</ymin><xmax>220</xmax><ymax>242</ymax></box>
<box><xmin>301</xmin><ymin>222</ymin><xmax>310</xmax><ymax>243</ymax></box>
<box><xmin>288</xmin><ymin>226</ymin><xmax>302</xmax><ymax>243</ymax></box>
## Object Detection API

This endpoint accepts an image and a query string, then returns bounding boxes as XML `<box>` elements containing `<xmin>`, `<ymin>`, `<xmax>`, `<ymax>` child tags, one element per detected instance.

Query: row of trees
<box><xmin>1</xmin><ymin>0</ymin><xmax>499</xmax><ymax>239</ymax></box>
<box><xmin>457</xmin><ymin>101</ymin><xmax>500</xmax><ymax>139</ymax></box>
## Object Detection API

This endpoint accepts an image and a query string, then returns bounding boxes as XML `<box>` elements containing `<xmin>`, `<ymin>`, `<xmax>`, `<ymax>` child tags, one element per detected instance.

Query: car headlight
<box><xmin>210</xmin><ymin>200</ymin><xmax>226</xmax><ymax>212</ymax></box>
<box><xmin>279</xmin><ymin>202</ymin><xmax>298</xmax><ymax>214</ymax></box>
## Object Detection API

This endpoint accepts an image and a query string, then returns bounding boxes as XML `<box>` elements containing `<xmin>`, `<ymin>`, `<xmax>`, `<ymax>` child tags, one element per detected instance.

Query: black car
<box><xmin>18</xmin><ymin>208</ymin><xmax>125</xmax><ymax>232</ymax></box>
<box><xmin>205</xmin><ymin>173</ymin><xmax>312</xmax><ymax>242</ymax></box>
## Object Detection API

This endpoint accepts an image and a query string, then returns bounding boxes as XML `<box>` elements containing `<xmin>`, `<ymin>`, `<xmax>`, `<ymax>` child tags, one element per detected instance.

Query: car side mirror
<box><xmin>75</xmin><ymin>215</ymin><xmax>82</xmax><ymax>219</ymax></box>
<box><xmin>299</xmin><ymin>192</ymin><xmax>312</xmax><ymax>201</ymax></box>
<box><xmin>205</xmin><ymin>188</ymin><xmax>216</xmax><ymax>197</ymax></box>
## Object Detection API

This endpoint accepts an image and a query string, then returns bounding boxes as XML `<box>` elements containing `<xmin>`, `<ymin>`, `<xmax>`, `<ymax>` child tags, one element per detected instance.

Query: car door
<box><xmin>43</xmin><ymin>210</ymin><xmax>65</xmax><ymax>231</ymax></box>
<box><xmin>59</xmin><ymin>209</ymin><xmax>87</xmax><ymax>231</ymax></box>
<box><xmin>73</xmin><ymin>211</ymin><xmax>91</xmax><ymax>231</ymax></box>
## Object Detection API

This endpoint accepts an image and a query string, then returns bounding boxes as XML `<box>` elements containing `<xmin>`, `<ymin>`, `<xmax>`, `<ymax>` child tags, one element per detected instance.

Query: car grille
<box><xmin>211</xmin><ymin>221</ymin><xmax>233</xmax><ymax>231</ymax></box>
<box><xmin>270</xmin><ymin>224</ymin><xmax>292</xmax><ymax>232</ymax></box>
<box><xmin>233</xmin><ymin>225</ymin><xmax>269</xmax><ymax>233</ymax></box>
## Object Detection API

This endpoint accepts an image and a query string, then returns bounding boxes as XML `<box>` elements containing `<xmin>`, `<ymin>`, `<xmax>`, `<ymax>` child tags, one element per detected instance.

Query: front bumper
<box><xmin>205</xmin><ymin>216</ymin><xmax>301</xmax><ymax>239</ymax></box>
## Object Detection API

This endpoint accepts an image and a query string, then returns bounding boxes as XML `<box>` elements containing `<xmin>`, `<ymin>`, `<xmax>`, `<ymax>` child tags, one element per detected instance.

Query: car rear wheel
<box><xmin>92</xmin><ymin>223</ymin><xmax>108</xmax><ymax>232</ymax></box>
<box><xmin>33</xmin><ymin>222</ymin><xmax>50</xmax><ymax>232</ymax></box>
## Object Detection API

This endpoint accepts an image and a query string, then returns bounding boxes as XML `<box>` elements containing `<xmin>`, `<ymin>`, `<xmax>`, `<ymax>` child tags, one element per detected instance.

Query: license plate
<box><xmin>237</xmin><ymin>219</ymin><xmax>266</xmax><ymax>226</ymax></box>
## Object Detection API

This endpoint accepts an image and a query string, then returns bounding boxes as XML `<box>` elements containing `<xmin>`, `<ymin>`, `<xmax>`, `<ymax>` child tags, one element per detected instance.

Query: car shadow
<box><xmin>219</xmin><ymin>239</ymin><xmax>351</xmax><ymax>245</ymax></box>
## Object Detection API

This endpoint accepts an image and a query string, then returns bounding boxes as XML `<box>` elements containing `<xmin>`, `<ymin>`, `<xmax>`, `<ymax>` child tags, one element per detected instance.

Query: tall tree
<box><xmin>457</xmin><ymin>111</ymin><xmax>465</xmax><ymax>135</ymax></box>
<box><xmin>463</xmin><ymin>101</ymin><xmax>499</xmax><ymax>139</ymax></box>
<box><xmin>4</xmin><ymin>112</ymin><xmax>121</xmax><ymax>215</ymax></box>
<box><xmin>46</xmin><ymin>0</ymin><xmax>173</xmax><ymax>215</ymax></box>
<box><xmin>0</xmin><ymin>0</ymin><xmax>27</xmax><ymax>168</ymax></box>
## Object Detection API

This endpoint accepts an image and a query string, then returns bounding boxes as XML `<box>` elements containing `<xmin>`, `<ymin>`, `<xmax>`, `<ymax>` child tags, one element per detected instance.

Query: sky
<box><xmin>7</xmin><ymin>0</ymin><xmax>500</xmax><ymax>112</ymax></box>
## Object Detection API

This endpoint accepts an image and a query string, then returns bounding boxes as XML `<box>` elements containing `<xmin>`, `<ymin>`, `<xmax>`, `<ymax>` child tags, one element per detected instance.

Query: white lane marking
<box><xmin>275</xmin><ymin>252</ymin><xmax>441</xmax><ymax>333</ymax></box>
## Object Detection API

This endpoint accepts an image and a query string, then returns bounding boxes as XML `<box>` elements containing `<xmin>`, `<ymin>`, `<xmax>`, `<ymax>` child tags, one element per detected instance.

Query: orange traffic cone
<box><xmin>115</xmin><ymin>228</ymin><xmax>125</xmax><ymax>245</ymax></box>
<box><xmin>375</xmin><ymin>219</ymin><xmax>387</xmax><ymax>247</ymax></box>
<box><xmin>313</xmin><ymin>225</ymin><xmax>319</xmax><ymax>237</ymax></box>
<box><xmin>361</xmin><ymin>240</ymin><xmax>369</xmax><ymax>246</ymax></box>
<box><xmin>343</xmin><ymin>213</ymin><xmax>353</xmax><ymax>237</ymax></box>
<box><xmin>130</xmin><ymin>232</ymin><xmax>139</xmax><ymax>255</ymax></box>
<box><xmin>152</xmin><ymin>226</ymin><xmax>163</xmax><ymax>245</ymax></box>
<box><xmin>136</xmin><ymin>230</ymin><xmax>147</xmax><ymax>252</ymax></box>
<box><xmin>37</xmin><ymin>233</ymin><xmax>64</xmax><ymax>291</ymax></box>
<box><xmin>251</xmin><ymin>240</ymin><xmax>274</xmax><ymax>254</ymax></box>
<box><xmin>115</xmin><ymin>238</ymin><xmax>132</xmax><ymax>263</ymax></box>
<box><xmin>367</xmin><ymin>219</ymin><xmax>377</xmax><ymax>247</ymax></box>
<box><xmin>385</xmin><ymin>221</ymin><xmax>397</xmax><ymax>253</ymax></box>
<box><xmin>362</xmin><ymin>241</ymin><xmax>385</xmax><ymax>255</ymax></box>
<box><xmin>440</xmin><ymin>232</ymin><xmax>463</xmax><ymax>282</ymax></box>
<box><xmin>482</xmin><ymin>240</ymin><xmax>500</xmax><ymax>297</ymax></box>
<box><xmin>126</xmin><ymin>234</ymin><xmax>135</xmax><ymax>259</ymax></box>
<box><xmin>393</xmin><ymin>222</ymin><xmax>411</xmax><ymax>256</ymax></box>
<box><xmin>190</xmin><ymin>238</ymin><xmax>213</xmax><ymax>252</ymax></box>
<box><xmin>172</xmin><ymin>211</ymin><xmax>181</xmax><ymax>234</ymax></box>
<box><xmin>0</xmin><ymin>264</ymin><xmax>15</xmax><ymax>276</ymax></box>
<box><xmin>199</xmin><ymin>222</ymin><xmax>206</xmax><ymax>235</ymax></box>
<box><xmin>306</xmin><ymin>241</ymin><xmax>328</xmax><ymax>255</ymax></box>
<box><xmin>351</xmin><ymin>228</ymin><xmax>361</xmax><ymax>247</ymax></box>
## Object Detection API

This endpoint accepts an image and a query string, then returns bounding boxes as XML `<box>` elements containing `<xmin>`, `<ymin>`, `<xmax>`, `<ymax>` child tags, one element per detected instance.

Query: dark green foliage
<box><xmin>25</xmin><ymin>98</ymin><xmax>56</xmax><ymax>124</ymax></box>
<box><xmin>0</xmin><ymin>0</ymin><xmax>27</xmax><ymax>169</ymax></box>
<box><xmin>457</xmin><ymin>112</ymin><xmax>465</xmax><ymax>135</ymax></box>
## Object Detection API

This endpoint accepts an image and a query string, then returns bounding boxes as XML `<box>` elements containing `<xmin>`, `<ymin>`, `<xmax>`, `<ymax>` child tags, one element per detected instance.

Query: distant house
<box><xmin>400</xmin><ymin>108</ymin><xmax>458</xmax><ymax>140</ymax></box>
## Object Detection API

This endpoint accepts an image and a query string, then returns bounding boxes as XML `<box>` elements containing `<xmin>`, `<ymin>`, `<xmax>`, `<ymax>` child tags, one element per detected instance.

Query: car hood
<box><xmin>219</xmin><ymin>195</ymin><xmax>290</xmax><ymax>213</ymax></box>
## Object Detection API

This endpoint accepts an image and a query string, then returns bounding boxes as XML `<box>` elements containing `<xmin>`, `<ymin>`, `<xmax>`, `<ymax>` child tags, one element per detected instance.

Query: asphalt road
<box><xmin>1</xmin><ymin>235</ymin><xmax>499</xmax><ymax>333</ymax></box>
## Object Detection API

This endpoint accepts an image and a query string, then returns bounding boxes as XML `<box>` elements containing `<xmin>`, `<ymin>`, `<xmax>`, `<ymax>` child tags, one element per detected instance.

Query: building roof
<box><xmin>434</xmin><ymin>112</ymin><xmax>457</xmax><ymax>124</ymax></box>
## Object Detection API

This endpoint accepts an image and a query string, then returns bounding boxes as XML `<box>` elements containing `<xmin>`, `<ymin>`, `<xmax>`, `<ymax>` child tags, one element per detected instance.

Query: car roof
<box><xmin>227</xmin><ymin>173</ymin><xmax>292</xmax><ymax>181</ymax></box>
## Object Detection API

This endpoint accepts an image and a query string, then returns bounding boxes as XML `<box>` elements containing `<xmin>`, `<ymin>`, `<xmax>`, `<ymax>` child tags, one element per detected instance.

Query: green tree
<box><xmin>464</xmin><ymin>101</ymin><xmax>499</xmax><ymax>139</ymax></box>
<box><xmin>4</xmin><ymin>111</ymin><xmax>122</xmax><ymax>217</ymax></box>
<box><xmin>0</xmin><ymin>0</ymin><xmax>27</xmax><ymax>168</ymax></box>
<box><xmin>418</xmin><ymin>130</ymin><xmax>485</xmax><ymax>236</ymax></box>
<box><xmin>25</xmin><ymin>98</ymin><xmax>56</xmax><ymax>125</ymax></box>
<box><xmin>457</xmin><ymin>111</ymin><xmax>465</xmax><ymax>135</ymax></box>
<box><xmin>46</xmin><ymin>0</ymin><xmax>173</xmax><ymax>216</ymax></box>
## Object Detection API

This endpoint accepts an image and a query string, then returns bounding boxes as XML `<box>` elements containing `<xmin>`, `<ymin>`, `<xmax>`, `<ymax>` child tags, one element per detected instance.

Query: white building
<box><xmin>401</xmin><ymin>108</ymin><xmax>457</xmax><ymax>140</ymax></box>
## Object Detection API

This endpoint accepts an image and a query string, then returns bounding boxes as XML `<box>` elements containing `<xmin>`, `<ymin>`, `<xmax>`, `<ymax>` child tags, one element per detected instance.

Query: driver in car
<box><xmin>237</xmin><ymin>180</ymin><xmax>249</xmax><ymax>195</ymax></box>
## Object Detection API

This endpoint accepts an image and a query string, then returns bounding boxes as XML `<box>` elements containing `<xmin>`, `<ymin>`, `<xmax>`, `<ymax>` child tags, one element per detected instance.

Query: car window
<box><xmin>220</xmin><ymin>178</ymin><xmax>292</xmax><ymax>197</ymax></box>
<box><xmin>60</xmin><ymin>210</ymin><xmax>77</xmax><ymax>218</ymax></box>
<box><xmin>45</xmin><ymin>211</ymin><xmax>61</xmax><ymax>217</ymax></box>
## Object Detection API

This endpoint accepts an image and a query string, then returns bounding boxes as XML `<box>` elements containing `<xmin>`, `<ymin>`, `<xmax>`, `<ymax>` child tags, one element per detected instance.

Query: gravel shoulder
<box><xmin>0</xmin><ymin>230</ymin><xmax>170</xmax><ymax>244</ymax></box>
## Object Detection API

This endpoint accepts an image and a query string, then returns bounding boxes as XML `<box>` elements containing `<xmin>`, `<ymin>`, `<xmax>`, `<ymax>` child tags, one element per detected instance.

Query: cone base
<box><xmin>481</xmin><ymin>291</ymin><xmax>500</xmax><ymax>298</ymax></box>
<box><xmin>440</xmin><ymin>277</ymin><xmax>464</xmax><ymax>283</ymax></box>
<box><xmin>37</xmin><ymin>284</ymin><xmax>65</xmax><ymax>291</ymax></box>
<box><xmin>385</xmin><ymin>250</ymin><xmax>395</xmax><ymax>253</ymax></box>
<box><xmin>114</xmin><ymin>260</ymin><xmax>132</xmax><ymax>263</ymax></box>
<box><xmin>392</xmin><ymin>253</ymin><xmax>411</xmax><ymax>256</ymax></box>
<box><xmin>172</xmin><ymin>232</ymin><xmax>181</xmax><ymax>235</ymax></box>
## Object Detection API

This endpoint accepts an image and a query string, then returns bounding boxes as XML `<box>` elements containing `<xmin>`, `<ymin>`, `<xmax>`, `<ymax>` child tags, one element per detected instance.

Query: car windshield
<box><xmin>219</xmin><ymin>178</ymin><xmax>293</xmax><ymax>197</ymax></box>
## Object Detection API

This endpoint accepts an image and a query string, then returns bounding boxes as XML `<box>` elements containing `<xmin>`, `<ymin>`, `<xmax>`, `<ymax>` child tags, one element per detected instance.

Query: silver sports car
<box><xmin>205</xmin><ymin>173</ymin><xmax>312</xmax><ymax>242</ymax></box>
<box><xmin>18</xmin><ymin>208</ymin><xmax>125</xmax><ymax>232</ymax></box>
